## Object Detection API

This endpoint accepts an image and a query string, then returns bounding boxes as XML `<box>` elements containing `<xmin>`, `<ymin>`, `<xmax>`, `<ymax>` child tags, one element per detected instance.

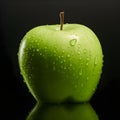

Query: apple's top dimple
<box><xmin>34</xmin><ymin>24</ymin><xmax>89</xmax><ymax>32</ymax></box>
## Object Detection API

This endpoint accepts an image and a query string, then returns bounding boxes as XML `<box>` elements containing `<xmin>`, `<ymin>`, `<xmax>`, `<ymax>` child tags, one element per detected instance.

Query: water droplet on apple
<box><xmin>61</xmin><ymin>61</ymin><xmax>63</xmax><ymax>64</ymax></box>
<box><xmin>78</xmin><ymin>44</ymin><xmax>81</xmax><ymax>48</ymax></box>
<box><xmin>69</xmin><ymin>39</ymin><xmax>77</xmax><ymax>46</ymax></box>
<box><xmin>81</xmin><ymin>83</ymin><xmax>84</xmax><ymax>87</ymax></box>
<box><xmin>43</xmin><ymin>54</ymin><xmax>45</xmax><ymax>57</ymax></box>
<box><xmin>45</xmin><ymin>46</ymin><xmax>47</xmax><ymax>49</ymax></box>
<box><xmin>31</xmin><ymin>54</ymin><xmax>34</xmax><ymax>57</ymax></box>
<box><xmin>69</xmin><ymin>63</ymin><xmax>72</xmax><ymax>67</ymax></box>
<box><xmin>33</xmin><ymin>49</ymin><xmax>36</xmax><ymax>52</ymax></box>
<box><xmin>79</xmin><ymin>69</ymin><xmax>82</xmax><ymax>76</ymax></box>
<box><xmin>53</xmin><ymin>66</ymin><xmax>56</xmax><ymax>71</ymax></box>
<box><xmin>86</xmin><ymin>77</ymin><xmax>89</xmax><ymax>81</ymax></box>
<box><xmin>44</xmin><ymin>47</ymin><xmax>47</xmax><ymax>52</ymax></box>
<box><xmin>53</xmin><ymin>50</ymin><xmax>57</xmax><ymax>54</ymax></box>
<box><xmin>78</xmin><ymin>51</ymin><xmax>80</xmax><ymax>55</ymax></box>
<box><xmin>36</xmin><ymin>49</ymin><xmax>39</xmax><ymax>52</ymax></box>
<box><xmin>75</xmin><ymin>85</ymin><xmax>78</xmax><ymax>88</ymax></box>
<box><xmin>79</xmin><ymin>57</ymin><xmax>82</xmax><ymax>60</ymax></box>
<box><xmin>86</xmin><ymin>63</ymin><xmax>88</xmax><ymax>66</ymax></box>
<box><xmin>83</xmin><ymin>49</ymin><xmax>87</xmax><ymax>53</ymax></box>
<box><xmin>63</xmin><ymin>59</ymin><xmax>66</xmax><ymax>63</ymax></box>
<box><xmin>67</xmin><ymin>54</ymin><xmax>70</xmax><ymax>58</ymax></box>
<box><xmin>87</xmin><ymin>57</ymin><xmax>90</xmax><ymax>61</ymax></box>
<box><xmin>28</xmin><ymin>76</ymin><xmax>31</xmax><ymax>79</ymax></box>
<box><xmin>79</xmin><ymin>71</ymin><xmax>82</xmax><ymax>76</ymax></box>
<box><xmin>94</xmin><ymin>62</ymin><xmax>97</xmax><ymax>66</ymax></box>
<box><xmin>39</xmin><ymin>53</ymin><xmax>42</xmax><ymax>56</ymax></box>
<box><xmin>92</xmin><ymin>88</ymin><xmax>96</xmax><ymax>93</ymax></box>
<box><xmin>64</xmin><ymin>66</ymin><xmax>66</xmax><ymax>70</ymax></box>
<box><xmin>94</xmin><ymin>57</ymin><xmax>98</xmax><ymax>66</ymax></box>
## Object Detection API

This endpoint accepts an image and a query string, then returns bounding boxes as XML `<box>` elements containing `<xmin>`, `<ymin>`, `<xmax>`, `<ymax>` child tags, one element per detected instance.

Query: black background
<box><xmin>0</xmin><ymin>0</ymin><xmax>120</xmax><ymax>119</ymax></box>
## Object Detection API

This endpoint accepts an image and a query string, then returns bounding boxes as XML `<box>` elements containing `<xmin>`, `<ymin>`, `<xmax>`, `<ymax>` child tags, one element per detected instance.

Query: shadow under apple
<box><xmin>26</xmin><ymin>102</ymin><xmax>99</xmax><ymax>120</ymax></box>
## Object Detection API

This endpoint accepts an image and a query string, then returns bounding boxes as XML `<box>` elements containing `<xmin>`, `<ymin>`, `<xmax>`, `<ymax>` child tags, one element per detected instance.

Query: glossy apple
<box><xmin>18</xmin><ymin>22</ymin><xmax>103</xmax><ymax>103</ymax></box>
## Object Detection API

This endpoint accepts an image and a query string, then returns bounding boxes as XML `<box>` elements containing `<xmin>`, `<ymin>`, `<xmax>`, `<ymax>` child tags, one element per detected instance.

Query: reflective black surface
<box><xmin>0</xmin><ymin>0</ymin><xmax>120</xmax><ymax>120</ymax></box>
<box><xmin>26</xmin><ymin>103</ymin><xmax>99</xmax><ymax>120</ymax></box>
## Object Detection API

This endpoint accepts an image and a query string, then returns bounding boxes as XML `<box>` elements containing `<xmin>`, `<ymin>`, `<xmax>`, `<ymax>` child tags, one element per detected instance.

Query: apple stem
<box><xmin>60</xmin><ymin>11</ymin><xmax>64</xmax><ymax>30</ymax></box>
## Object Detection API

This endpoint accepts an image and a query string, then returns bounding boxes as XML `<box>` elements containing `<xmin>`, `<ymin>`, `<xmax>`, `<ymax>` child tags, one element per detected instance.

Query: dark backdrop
<box><xmin>0</xmin><ymin>0</ymin><xmax>120</xmax><ymax>119</ymax></box>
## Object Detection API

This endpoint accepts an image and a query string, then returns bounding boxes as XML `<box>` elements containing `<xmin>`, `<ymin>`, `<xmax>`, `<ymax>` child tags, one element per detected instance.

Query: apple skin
<box><xmin>18</xmin><ymin>24</ymin><xmax>103</xmax><ymax>103</ymax></box>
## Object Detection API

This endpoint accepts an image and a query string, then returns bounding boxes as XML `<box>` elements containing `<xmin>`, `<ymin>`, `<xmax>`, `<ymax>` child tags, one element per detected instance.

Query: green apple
<box><xmin>18</xmin><ymin>22</ymin><xmax>103</xmax><ymax>103</ymax></box>
<box><xmin>26</xmin><ymin>103</ymin><xmax>99</xmax><ymax>120</ymax></box>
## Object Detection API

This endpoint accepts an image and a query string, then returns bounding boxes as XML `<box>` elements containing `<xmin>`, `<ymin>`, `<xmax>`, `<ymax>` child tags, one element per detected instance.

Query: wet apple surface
<box><xmin>18</xmin><ymin>23</ymin><xmax>103</xmax><ymax>103</ymax></box>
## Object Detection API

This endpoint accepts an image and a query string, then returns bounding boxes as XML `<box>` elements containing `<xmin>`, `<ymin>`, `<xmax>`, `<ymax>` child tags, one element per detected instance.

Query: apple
<box><xmin>18</xmin><ymin>12</ymin><xmax>103</xmax><ymax>103</ymax></box>
<box><xmin>26</xmin><ymin>103</ymin><xmax>99</xmax><ymax>120</ymax></box>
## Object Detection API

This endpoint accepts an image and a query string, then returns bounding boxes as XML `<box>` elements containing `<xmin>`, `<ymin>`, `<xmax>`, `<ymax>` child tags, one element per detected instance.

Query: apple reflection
<box><xmin>26</xmin><ymin>103</ymin><xmax>99</xmax><ymax>120</ymax></box>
